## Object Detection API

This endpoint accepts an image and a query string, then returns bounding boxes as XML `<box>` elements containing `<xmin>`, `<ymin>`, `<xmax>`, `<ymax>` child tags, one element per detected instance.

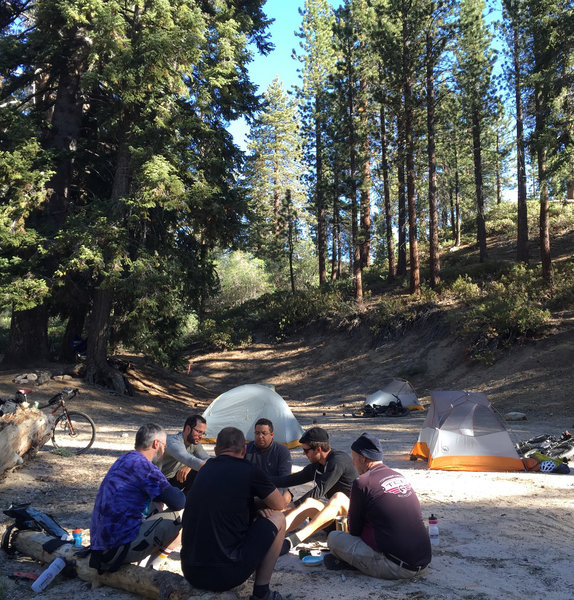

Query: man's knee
<box><xmin>265</xmin><ymin>510</ymin><xmax>286</xmax><ymax>532</ymax></box>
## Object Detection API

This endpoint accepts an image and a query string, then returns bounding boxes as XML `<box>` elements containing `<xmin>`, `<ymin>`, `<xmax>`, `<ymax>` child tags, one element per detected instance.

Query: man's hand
<box><xmin>176</xmin><ymin>466</ymin><xmax>191</xmax><ymax>482</ymax></box>
<box><xmin>258</xmin><ymin>508</ymin><xmax>279</xmax><ymax>519</ymax></box>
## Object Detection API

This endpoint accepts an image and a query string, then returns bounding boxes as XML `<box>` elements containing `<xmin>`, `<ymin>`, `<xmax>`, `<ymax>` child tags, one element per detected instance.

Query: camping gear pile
<box><xmin>353</xmin><ymin>379</ymin><xmax>422</xmax><ymax>418</ymax></box>
<box><xmin>515</xmin><ymin>431</ymin><xmax>572</xmax><ymax>474</ymax></box>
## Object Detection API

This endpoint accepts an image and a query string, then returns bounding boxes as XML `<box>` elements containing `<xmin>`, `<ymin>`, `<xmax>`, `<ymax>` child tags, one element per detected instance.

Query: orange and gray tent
<box><xmin>365</xmin><ymin>378</ymin><xmax>424</xmax><ymax>411</ymax></box>
<box><xmin>410</xmin><ymin>391</ymin><xmax>524</xmax><ymax>471</ymax></box>
<box><xmin>202</xmin><ymin>384</ymin><xmax>304</xmax><ymax>449</ymax></box>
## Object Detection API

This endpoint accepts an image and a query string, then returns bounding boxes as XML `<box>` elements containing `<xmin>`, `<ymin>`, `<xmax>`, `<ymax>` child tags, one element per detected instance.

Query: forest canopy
<box><xmin>0</xmin><ymin>0</ymin><xmax>573</xmax><ymax>388</ymax></box>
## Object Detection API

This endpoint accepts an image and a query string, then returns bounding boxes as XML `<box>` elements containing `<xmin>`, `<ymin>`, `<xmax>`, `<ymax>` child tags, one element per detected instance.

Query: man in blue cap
<box><xmin>325</xmin><ymin>432</ymin><xmax>431</xmax><ymax>578</ymax></box>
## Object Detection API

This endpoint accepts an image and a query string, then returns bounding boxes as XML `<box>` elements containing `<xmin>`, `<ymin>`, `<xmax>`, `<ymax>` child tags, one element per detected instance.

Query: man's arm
<box><xmin>294</xmin><ymin>456</ymin><xmax>345</xmax><ymax>505</ymax></box>
<box><xmin>165</xmin><ymin>434</ymin><xmax>205</xmax><ymax>471</ymax></box>
<box><xmin>154</xmin><ymin>485</ymin><xmax>186</xmax><ymax>511</ymax></box>
<box><xmin>272</xmin><ymin>462</ymin><xmax>315</xmax><ymax>489</ymax></box>
<box><xmin>346</xmin><ymin>480</ymin><xmax>364</xmax><ymax>536</ymax></box>
<box><xmin>261</xmin><ymin>488</ymin><xmax>287</xmax><ymax>511</ymax></box>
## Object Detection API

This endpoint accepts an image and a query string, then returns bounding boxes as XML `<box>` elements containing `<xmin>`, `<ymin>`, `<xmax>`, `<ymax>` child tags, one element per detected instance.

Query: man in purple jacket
<box><xmin>325</xmin><ymin>432</ymin><xmax>431</xmax><ymax>578</ymax></box>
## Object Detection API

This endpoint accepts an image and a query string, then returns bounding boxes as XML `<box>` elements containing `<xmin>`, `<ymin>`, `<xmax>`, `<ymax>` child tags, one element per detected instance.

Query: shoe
<box><xmin>323</xmin><ymin>553</ymin><xmax>357</xmax><ymax>571</ymax></box>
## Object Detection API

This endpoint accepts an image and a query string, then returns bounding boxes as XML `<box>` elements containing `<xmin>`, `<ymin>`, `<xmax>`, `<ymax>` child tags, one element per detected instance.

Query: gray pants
<box><xmin>102</xmin><ymin>510</ymin><xmax>182</xmax><ymax>567</ymax></box>
<box><xmin>327</xmin><ymin>530</ymin><xmax>429</xmax><ymax>580</ymax></box>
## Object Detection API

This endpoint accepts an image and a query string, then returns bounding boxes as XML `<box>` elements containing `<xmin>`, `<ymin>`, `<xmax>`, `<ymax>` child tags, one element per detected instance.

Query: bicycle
<box><xmin>16</xmin><ymin>387</ymin><xmax>96</xmax><ymax>455</ymax></box>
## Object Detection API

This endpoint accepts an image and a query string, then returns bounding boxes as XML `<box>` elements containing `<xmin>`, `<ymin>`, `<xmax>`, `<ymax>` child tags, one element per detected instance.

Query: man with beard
<box><xmin>89</xmin><ymin>423</ymin><xmax>185</xmax><ymax>572</ymax></box>
<box><xmin>161</xmin><ymin>415</ymin><xmax>209</xmax><ymax>493</ymax></box>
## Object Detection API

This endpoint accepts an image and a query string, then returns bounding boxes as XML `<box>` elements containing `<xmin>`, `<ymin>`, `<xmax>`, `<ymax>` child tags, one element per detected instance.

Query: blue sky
<box><xmin>229</xmin><ymin>0</ymin><xmax>342</xmax><ymax>147</ymax></box>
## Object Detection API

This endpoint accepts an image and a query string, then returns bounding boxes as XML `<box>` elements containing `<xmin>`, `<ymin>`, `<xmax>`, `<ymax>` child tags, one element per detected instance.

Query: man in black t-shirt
<box><xmin>181</xmin><ymin>427</ymin><xmax>286</xmax><ymax>600</ymax></box>
<box><xmin>325</xmin><ymin>432</ymin><xmax>431</xmax><ymax>578</ymax></box>
<box><xmin>272</xmin><ymin>426</ymin><xmax>357</xmax><ymax>553</ymax></box>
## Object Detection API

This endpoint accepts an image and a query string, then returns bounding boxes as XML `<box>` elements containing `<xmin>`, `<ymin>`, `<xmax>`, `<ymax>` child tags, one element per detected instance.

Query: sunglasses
<box><xmin>302</xmin><ymin>446</ymin><xmax>314</xmax><ymax>454</ymax></box>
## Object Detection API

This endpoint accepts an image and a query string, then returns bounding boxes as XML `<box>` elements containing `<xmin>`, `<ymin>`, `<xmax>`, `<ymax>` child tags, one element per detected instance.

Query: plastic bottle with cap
<box><xmin>31</xmin><ymin>557</ymin><xmax>66</xmax><ymax>592</ymax></box>
<box><xmin>428</xmin><ymin>514</ymin><xmax>439</xmax><ymax>546</ymax></box>
<box><xmin>72</xmin><ymin>529</ymin><xmax>83</xmax><ymax>547</ymax></box>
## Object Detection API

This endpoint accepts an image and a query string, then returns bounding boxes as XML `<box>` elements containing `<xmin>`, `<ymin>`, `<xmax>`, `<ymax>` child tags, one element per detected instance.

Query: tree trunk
<box><xmin>1</xmin><ymin>528</ymin><xmax>237</xmax><ymax>600</ymax></box>
<box><xmin>59</xmin><ymin>302</ymin><xmax>89</xmax><ymax>362</ymax></box>
<box><xmin>379</xmin><ymin>98</ymin><xmax>396</xmax><ymax>280</ymax></box>
<box><xmin>472</xmin><ymin>108</ymin><xmax>488</xmax><ymax>262</ymax></box>
<box><xmin>514</xmin><ymin>17</ymin><xmax>529</xmax><ymax>263</ymax></box>
<box><xmin>397</xmin><ymin>126</ymin><xmax>407</xmax><ymax>276</ymax></box>
<box><xmin>315</xmin><ymin>105</ymin><xmax>327</xmax><ymax>286</ymax></box>
<box><xmin>426</xmin><ymin>33</ymin><xmax>440</xmax><ymax>288</ymax></box>
<box><xmin>85</xmin><ymin>287</ymin><xmax>127</xmax><ymax>394</ymax></box>
<box><xmin>403</xmin><ymin>23</ymin><xmax>420</xmax><ymax>295</ymax></box>
<box><xmin>2</xmin><ymin>304</ymin><xmax>49</xmax><ymax>367</ymax></box>
<box><xmin>535</xmin><ymin>93</ymin><xmax>552</xmax><ymax>283</ymax></box>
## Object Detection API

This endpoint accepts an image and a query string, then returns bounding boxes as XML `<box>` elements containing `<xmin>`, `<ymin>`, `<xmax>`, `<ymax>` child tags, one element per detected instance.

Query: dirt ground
<box><xmin>0</xmin><ymin>318</ymin><xmax>573</xmax><ymax>600</ymax></box>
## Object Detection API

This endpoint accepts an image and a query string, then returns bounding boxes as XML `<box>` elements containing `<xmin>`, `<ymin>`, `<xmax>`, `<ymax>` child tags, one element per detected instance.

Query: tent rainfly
<box><xmin>202</xmin><ymin>384</ymin><xmax>304</xmax><ymax>448</ymax></box>
<box><xmin>410</xmin><ymin>390</ymin><xmax>524</xmax><ymax>472</ymax></box>
<box><xmin>365</xmin><ymin>378</ymin><xmax>423</xmax><ymax>411</ymax></box>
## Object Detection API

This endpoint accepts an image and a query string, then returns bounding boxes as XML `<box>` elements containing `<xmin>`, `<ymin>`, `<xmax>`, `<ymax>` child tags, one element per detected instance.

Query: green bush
<box><xmin>449</xmin><ymin>265</ymin><xmax>550</xmax><ymax>363</ymax></box>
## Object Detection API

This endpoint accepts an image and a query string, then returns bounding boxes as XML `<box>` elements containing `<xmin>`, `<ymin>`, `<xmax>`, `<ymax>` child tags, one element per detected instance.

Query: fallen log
<box><xmin>0</xmin><ymin>406</ymin><xmax>54</xmax><ymax>477</ymax></box>
<box><xmin>1</xmin><ymin>527</ymin><xmax>238</xmax><ymax>600</ymax></box>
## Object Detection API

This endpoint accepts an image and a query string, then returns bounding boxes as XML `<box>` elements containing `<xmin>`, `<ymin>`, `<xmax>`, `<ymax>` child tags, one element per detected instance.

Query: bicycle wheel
<box><xmin>51</xmin><ymin>411</ymin><xmax>96</xmax><ymax>455</ymax></box>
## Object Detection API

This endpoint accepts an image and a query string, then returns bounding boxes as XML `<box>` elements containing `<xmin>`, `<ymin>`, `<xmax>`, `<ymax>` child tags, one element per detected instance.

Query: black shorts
<box><xmin>183</xmin><ymin>517</ymin><xmax>278</xmax><ymax>592</ymax></box>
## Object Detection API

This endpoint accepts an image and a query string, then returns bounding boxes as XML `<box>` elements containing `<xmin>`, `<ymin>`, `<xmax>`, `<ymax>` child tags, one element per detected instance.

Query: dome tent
<box><xmin>365</xmin><ymin>378</ymin><xmax>423</xmax><ymax>411</ymax></box>
<box><xmin>202</xmin><ymin>384</ymin><xmax>304</xmax><ymax>448</ymax></box>
<box><xmin>410</xmin><ymin>390</ymin><xmax>524</xmax><ymax>471</ymax></box>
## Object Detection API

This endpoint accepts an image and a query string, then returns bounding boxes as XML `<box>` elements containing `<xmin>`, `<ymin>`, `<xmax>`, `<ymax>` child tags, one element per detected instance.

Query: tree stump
<box><xmin>0</xmin><ymin>406</ymin><xmax>54</xmax><ymax>477</ymax></box>
<box><xmin>1</xmin><ymin>527</ymin><xmax>239</xmax><ymax>600</ymax></box>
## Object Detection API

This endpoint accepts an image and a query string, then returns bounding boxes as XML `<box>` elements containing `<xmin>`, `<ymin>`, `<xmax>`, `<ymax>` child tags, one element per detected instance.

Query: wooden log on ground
<box><xmin>0</xmin><ymin>406</ymin><xmax>54</xmax><ymax>477</ymax></box>
<box><xmin>2</xmin><ymin>527</ymin><xmax>238</xmax><ymax>600</ymax></box>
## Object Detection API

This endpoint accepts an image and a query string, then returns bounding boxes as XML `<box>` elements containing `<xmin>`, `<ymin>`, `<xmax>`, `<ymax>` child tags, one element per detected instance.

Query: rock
<box><xmin>504</xmin><ymin>411</ymin><xmax>527</xmax><ymax>421</ymax></box>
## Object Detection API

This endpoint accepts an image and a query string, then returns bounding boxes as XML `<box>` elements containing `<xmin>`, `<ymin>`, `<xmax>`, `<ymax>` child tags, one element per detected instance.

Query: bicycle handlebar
<box><xmin>48</xmin><ymin>387</ymin><xmax>80</xmax><ymax>406</ymax></box>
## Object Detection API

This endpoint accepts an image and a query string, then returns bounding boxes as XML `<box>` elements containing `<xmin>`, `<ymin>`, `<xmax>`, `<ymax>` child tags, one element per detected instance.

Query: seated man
<box><xmin>181</xmin><ymin>427</ymin><xmax>286</xmax><ymax>600</ymax></box>
<box><xmin>89</xmin><ymin>423</ymin><xmax>185</xmax><ymax>572</ymax></box>
<box><xmin>245</xmin><ymin>418</ymin><xmax>292</xmax><ymax>503</ymax></box>
<box><xmin>326</xmin><ymin>432</ymin><xmax>431</xmax><ymax>578</ymax></box>
<box><xmin>272</xmin><ymin>426</ymin><xmax>357</xmax><ymax>552</ymax></box>
<box><xmin>161</xmin><ymin>414</ymin><xmax>209</xmax><ymax>493</ymax></box>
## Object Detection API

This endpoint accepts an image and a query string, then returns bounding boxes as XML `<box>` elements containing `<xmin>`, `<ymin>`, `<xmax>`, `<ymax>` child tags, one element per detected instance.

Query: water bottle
<box><xmin>31</xmin><ymin>557</ymin><xmax>66</xmax><ymax>592</ymax></box>
<box><xmin>72</xmin><ymin>529</ymin><xmax>83</xmax><ymax>547</ymax></box>
<box><xmin>428</xmin><ymin>514</ymin><xmax>439</xmax><ymax>546</ymax></box>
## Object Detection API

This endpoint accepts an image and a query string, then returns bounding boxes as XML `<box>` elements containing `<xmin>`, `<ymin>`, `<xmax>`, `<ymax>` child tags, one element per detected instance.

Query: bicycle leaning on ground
<box><xmin>16</xmin><ymin>387</ymin><xmax>96</xmax><ymax>455</ymax></box>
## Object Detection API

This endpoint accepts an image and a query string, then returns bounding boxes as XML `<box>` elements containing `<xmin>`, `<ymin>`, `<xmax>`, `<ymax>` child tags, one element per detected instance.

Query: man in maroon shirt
<box><xmin>325</xmin><ymin>432</ymin><xmax>431</xmax><ymax>578</ymax></box>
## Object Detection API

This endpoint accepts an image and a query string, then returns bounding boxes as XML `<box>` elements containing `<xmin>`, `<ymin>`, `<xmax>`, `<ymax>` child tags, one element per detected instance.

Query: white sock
<box><xmin>147</xmin><ymin>550</ymin><xmax>170</xmax><ymax>569</ymax></box>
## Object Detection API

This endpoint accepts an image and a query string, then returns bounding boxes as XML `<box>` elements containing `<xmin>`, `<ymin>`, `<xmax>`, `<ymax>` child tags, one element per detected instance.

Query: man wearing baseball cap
<box><xmin>325</xmin><ymin>432</ymin><xmax>431</xmax><ymax>578</ymax></box>
<box><xmin>272</xmin><ymin>426</ymin><xmax>357</xmax><ymax>553</ymax></box>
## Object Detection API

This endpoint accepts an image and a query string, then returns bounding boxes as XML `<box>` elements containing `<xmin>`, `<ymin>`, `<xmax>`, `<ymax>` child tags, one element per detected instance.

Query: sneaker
<box><xmin>323</xmin><ymin>553</ymin><xmax>357</xmax><ymax>571</ymax></box>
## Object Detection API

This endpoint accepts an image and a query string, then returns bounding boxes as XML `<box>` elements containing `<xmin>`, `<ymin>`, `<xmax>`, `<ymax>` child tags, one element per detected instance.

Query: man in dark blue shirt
<box><xmin>245</xmin><ymin>418</ymin><xmax>292</xmax><ymax>503</ymax></box>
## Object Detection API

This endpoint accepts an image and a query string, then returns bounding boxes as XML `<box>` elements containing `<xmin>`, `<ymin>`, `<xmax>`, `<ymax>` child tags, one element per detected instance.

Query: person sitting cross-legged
<box><xmin>245</xmin><ymin>418</ymin><xmax>293</xmax><ymax>504</ymax></box>
<box><xmin>271</xmin><ymin>426</ymin><xmax>357</xmax><ymax>554</ymax></box>
<box><xmin>325</xmin><ymin>432</ymin><xmax>431</xmax><ymax>578</ymax></box>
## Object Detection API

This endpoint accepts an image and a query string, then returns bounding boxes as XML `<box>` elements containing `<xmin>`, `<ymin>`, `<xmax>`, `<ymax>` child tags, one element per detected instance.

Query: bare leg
<box><xmin>285</xmin><ymin>498</ymin><xmax>324</xmax><ymax>532</ymax></box>
<box><xmin>288</xmin><ymin>492</ymin><xmax>349</xmax><ymax>545</ymax></box>
<box><xmin>254</xmin><ymin>511</ymin><xmax>286</xmax><ymax>587</ymax></box>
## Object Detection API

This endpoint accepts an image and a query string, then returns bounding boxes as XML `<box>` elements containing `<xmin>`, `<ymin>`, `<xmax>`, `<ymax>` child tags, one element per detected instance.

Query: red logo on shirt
<box><xmin>380</xmin><ymin>476</ymin><xmax>412</xmax><ymax>497</ymax></box>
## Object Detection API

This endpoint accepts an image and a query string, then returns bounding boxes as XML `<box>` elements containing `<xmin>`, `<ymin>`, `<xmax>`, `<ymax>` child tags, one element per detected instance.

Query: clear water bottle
<box><xmin>31</xmin><ymin>557</ymin><xmax>66</xmax><ymax>592</ymax></box>
<box><xmin>428</xmin><ymin>514</ymin><xmax>439</xmax><ymax>546</ymax></box>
